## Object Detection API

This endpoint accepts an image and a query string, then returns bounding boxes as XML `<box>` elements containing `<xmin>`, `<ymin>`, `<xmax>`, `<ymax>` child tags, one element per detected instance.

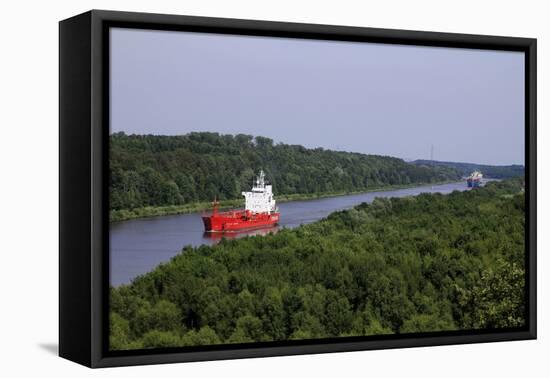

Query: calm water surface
<box><xmin>110</xmin><ymin>181</ymin><xmax>475</xmax><ymax>286</ymax></box>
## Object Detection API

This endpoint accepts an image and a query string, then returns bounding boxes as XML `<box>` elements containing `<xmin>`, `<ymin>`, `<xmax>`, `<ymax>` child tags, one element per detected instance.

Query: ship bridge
<box><xmin>242</xmin><ymin>170</ymin><xmax>277</xmax><ymax>214</ymax></box>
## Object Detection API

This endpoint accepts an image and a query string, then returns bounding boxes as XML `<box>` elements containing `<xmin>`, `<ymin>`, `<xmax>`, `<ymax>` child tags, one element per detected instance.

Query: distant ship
<box><xmin>467</xmin><ymin>171</ymin><xmax>483</xmax><ymax>188</ymax></box>
<box><xmin>202</xmin><ymin>170</ymin><xmax>280</xmax><ymax>232</ymax></box>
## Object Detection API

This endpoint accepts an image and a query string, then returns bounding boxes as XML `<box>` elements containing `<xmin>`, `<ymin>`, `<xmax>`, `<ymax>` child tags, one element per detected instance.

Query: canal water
<box><xmin>110</xmin><ymin>181</ymin><xmax>472</xmax><ymax>286</ymax></box>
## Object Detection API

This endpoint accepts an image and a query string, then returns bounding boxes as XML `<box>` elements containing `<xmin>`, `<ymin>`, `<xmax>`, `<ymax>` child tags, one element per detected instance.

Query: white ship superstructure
<box><xmin>242</xmin><ymin>170</ymin><xmax>277</xmax><ymax>214</ymax></box>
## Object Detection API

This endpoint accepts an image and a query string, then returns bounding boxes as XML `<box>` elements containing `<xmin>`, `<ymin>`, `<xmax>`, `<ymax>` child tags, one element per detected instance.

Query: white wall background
<box><xmin>0</xmin><ymin>0</ymin><xmax>547</xmax><ymax>376</ymax></box>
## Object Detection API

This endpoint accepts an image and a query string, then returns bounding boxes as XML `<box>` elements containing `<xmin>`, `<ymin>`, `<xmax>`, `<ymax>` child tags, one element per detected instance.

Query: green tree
<box><xmin>109</xmin><ymin>132</ymin><xmax>462</xmax><ymax>214</ymax></box>
<box><xmin>181</xmin><ymin>326</ymin><xmax>221</xmax><ymax>346</ymax></box>
<box><xmin>459</xmin><ymin>260</ymin><xmax>525</xmax><ymax>329</ymax></box>
<box><xmin>140</xmin><ymin>330</ymin><xmax>182</xmax><ymax>348</ymax></box>
<box><xmin>260</xmin><ymin>287</ymin><xmax>286</xmax><ymax>340</ymax></box>
<box><xmin>324</xmin><ymin>291</ymin><xmax>353</xmax><ymax>336</ymax></box>
<box><xmin>232</xmin><ymin>315</ymin><xmax>263</xmax><ymax>342</ymax></box>
<box><xmin>109</xmin><ymin>179</ymin><xmax>525</xmax><ymax>350</ymax></box>
<box><xmin>110</xmin><ymin>312</ymin><xmax>130</xmax><ymax>350</ymax></box>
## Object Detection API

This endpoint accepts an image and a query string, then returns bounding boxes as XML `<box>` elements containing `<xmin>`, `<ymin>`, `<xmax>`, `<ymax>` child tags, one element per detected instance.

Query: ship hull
<box><xmin>202</xmin><ymin>210</ymin><xmax>280</xmax><ymax>232</ymax></box>
<box><xmin>467</xmin><ymin>179</ymin><xmax>481</xmax><ymax>188</ymax></box>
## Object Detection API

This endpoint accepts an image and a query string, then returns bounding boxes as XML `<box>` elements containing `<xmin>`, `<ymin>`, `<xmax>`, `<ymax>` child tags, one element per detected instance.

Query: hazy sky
<box><xmin>110</xmin><ymin>28</ymin><xmax>525</xmax><ymax>165</ymax></box>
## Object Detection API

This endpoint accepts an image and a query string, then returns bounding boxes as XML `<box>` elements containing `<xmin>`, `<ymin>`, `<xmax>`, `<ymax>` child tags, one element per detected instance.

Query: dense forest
<box><xmin>110</xmin><ymin>178</ymin><xmax>525</xmax><ymax>350</ymax></box>
<box><xmin>110</xmin><ymin>132</ymin><xmax>461</xmax><ymax>214</ymax></box>
<box><xmin>413</xmin><ymin>159</ymin><xmax>524</xmax><ymax>179</ymax></box>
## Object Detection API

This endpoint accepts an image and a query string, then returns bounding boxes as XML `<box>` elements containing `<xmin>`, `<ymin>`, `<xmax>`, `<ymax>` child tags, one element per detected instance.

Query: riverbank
<box><xmin>110</xmin><ymin>180</ymin><xmax>459</xmax><ymax>222</ymax></box>
<box><xmin>110</xmin><ymin>180</ymin><xmax>473</xmax><ymax>286</ymax></box>
<box><xmin>109</xmin><ymin>179</ymin><xmax>525</xmax><ymax>349</ymax></box>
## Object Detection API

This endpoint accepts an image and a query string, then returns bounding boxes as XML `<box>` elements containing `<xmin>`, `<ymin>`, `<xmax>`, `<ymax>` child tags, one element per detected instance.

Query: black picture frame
<box><xmin>59</xmin><ymin>9</ymin><xmax>537</xmax><ymax>368</ymax></box>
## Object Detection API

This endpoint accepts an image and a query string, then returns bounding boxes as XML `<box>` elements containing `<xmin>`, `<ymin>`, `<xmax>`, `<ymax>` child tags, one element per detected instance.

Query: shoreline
<box><xmin>110</xmin><ymin>179</ymin><xmax>461</xmax><ymax>223</ymax></box>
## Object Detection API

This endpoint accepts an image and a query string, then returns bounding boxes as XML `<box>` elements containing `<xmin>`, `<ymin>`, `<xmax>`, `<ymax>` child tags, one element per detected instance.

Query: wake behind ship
<box><xmin>202</xmin><ymin>170</ymin><xmax>280</xmax><ymax>232</ymax></box>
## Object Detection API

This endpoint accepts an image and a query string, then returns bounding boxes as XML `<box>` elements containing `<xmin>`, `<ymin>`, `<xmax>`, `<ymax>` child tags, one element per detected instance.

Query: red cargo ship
<box><xmin>202</xmin><ymin>170</ymin><xmax>280</xmax><ymax>232</ymax></box>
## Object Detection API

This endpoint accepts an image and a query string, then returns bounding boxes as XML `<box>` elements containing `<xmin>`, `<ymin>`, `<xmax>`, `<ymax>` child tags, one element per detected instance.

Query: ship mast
<box><xmin>254</xmin><ymin>169</ymin><xmax>266</xmax><ymax>190</ymax></box>
<box><xmin>212</xmin><ymin>197</ymin><xmax>219</xmax><ymax>215</ymax></box>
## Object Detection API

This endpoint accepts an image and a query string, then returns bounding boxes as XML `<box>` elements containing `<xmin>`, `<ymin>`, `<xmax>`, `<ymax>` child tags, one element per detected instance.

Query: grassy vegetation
<box><xmin>110</xmin><ymin>199</ymin><xmax>242</xmax><ymax>223</ymax></box>
<box><xmin>110</xmin><ymin>179</ymin><xmax>458</xmax><ymax>222</ymax></box>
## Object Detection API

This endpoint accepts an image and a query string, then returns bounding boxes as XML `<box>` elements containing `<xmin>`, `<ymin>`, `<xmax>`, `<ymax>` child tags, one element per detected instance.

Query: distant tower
<box><xmin>430</xmin><ymin>144</ymin><xmax>435</xmax><ymax>190</ymax></box>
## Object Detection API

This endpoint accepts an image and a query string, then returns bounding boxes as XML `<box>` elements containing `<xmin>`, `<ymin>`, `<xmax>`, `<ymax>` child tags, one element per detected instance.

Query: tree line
<box><xmin>413</xmin><ymin>159</ymin><xmax>524</xmax><ymax>179</ymax></box>
<box><xmin>110</xmin><ymin>178</ymin><xmax>525</xmax><ymax>350</ymax></box>
<box><xmin>110</xmin><ymin>132</ymin><xmax>461</xmax><ymax>212</ymax></box>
